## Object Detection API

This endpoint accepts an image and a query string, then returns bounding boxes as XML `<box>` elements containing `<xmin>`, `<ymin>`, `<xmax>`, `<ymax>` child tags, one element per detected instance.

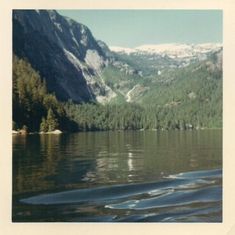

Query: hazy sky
<box><xmin>58</xmin><ymin>10</ymin><xmax>222</xmax><ymax>48</ymax></box>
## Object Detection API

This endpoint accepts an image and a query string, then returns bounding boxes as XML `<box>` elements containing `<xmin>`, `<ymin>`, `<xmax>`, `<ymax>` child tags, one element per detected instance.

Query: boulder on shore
<box><xmin>12</xmin><ymin>129</ymin><xmax>63</xmax><ymax>135</ymax></box>
<box><xmin>49</xmin><ymin>129</ymin><xmax>62</xmax><ymax>134</ymax></box>
<box><xmin>39</xmin><ymin>129</ymin><xmax>63</xmax><ymax>134</ymax></box>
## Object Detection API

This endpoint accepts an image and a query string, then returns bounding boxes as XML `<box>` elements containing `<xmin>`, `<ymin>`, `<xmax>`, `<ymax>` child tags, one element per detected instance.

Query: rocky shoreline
<box><xmin>12</xmin><ymin>129</ymin><xmax>63</xmax><ymax>135</ymax></box>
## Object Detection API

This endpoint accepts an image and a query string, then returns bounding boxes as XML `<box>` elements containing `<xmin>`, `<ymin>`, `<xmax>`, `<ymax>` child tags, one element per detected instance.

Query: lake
<box><xmin>12</xmin><ymin>130</ymin><xmax>222</xmax><ymax>222</ymax></box>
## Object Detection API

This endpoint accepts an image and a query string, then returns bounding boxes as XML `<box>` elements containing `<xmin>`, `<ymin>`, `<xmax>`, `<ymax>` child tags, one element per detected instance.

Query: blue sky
<box><xmin>58</xmin><ymin>10</ymin><xmax>222</xmax><ymax>48</ymax></box>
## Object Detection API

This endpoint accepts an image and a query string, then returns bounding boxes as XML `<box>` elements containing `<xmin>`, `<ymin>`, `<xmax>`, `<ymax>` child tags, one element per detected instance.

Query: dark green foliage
<box><xmin>13</xmin><ymin>55</ymin><xmax>76</xmax><ymax>132</ymax></box>
<box><xmin>46</xmin><ymin>108</ymin><xmax>59</xmax><ymax>131</ymax></box>
<box><xmin>39</xmin><ymin>109</ymin><xmax>59</xmax><ymax>132</ymax></box>
<box><xmin>64</xmin><ymin>100</ymin><xmax>221</xmax><ymax>132</ymax></box>
<box><xmin>40</xmin><ymin>117</ymin><xmax>48</xmax><ymax>132</ymax></box>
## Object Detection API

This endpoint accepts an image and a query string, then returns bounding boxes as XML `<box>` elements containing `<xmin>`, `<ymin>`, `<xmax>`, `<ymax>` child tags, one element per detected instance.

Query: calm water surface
<box><xmin>13</xmin><ymin>130</ymin><xmax>222</xmax><ymax>222</ymax></box>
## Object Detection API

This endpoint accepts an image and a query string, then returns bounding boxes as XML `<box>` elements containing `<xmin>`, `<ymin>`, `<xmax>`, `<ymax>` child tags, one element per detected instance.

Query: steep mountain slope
<box><xmin>13</xmin><ymin>10</ymin><xmax>116</xmax><ymax>103</ymax></box>
<box><xmin>113</xmin><ymin>51</ymin><xmax>222</xmax><ymax>105</ymax></box>
<box><xmin>138</xmin><ymin>51</ymin><xmax>222</xmax><ymax>126</ymax></box>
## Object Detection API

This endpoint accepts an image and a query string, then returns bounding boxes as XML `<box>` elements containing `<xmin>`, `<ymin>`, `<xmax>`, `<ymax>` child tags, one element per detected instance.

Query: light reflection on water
<box><xmin>13</xmin><ymin>130</ymin><xmax>222</xmax><ymax>222</ymax></box>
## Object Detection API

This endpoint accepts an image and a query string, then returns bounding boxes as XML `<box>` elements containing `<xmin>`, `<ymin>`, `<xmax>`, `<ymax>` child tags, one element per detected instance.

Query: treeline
<box><xmin>13</xmin><ymin>55</ymin><xmax>76</xmax><ymax>132</ymax></box>
<box><xmin>64</xmin><ymin>101</ymin><xmax>222</xmax><ymax>132</ymax></box>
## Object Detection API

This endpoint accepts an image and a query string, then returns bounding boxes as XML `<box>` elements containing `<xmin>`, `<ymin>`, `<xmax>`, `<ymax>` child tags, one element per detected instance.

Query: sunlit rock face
<box><xmin>13</xmin><ymin>10</ymin><xmax>114</xmax><ymax>103</ymax></box>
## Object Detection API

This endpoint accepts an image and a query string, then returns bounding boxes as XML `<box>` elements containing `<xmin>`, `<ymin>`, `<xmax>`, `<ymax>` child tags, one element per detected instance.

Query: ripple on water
<box><xmin>19</xmin><ymin>168</ymin><xmax>222</xmax><ymax>222</ymax></box>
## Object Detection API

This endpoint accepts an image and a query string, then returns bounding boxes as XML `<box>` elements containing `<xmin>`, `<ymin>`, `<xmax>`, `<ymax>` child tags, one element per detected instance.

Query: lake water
<box><xmin>12</xmin><ymin>130</ymin><xmax>222</xmax><ymax>222</ymax></box>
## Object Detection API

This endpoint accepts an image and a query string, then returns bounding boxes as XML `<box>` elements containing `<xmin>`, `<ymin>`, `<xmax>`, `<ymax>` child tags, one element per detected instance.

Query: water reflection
<box><xmin>13</xmin><ymin>130</ymin><xmax>222</xmax><ymax>222</ymax></box>
<box><xmin>13</xmin><ymin>130</ymin><xmax>222</xmax><ymax>195</ymax></box>
<box><xmin>128</xmin><ymin>152</ymin><xmax>134</xmax><ymax>172</ymax></box>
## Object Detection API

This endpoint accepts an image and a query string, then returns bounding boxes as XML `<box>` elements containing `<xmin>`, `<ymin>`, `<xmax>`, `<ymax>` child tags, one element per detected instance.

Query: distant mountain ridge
<box><xmin>110</xmin><ymin>43</ymin><xmax>222</xmax><ymax>58</ymax></box>
<box><xmin>110</xmin><ymin>43</ymin><xmax>222</xmax><ymax>77</ymax></box>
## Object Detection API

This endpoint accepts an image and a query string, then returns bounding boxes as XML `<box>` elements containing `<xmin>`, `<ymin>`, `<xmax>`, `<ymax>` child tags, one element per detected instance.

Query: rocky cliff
<box><xmin>13</xmin><ymin>10</ymin><xmax>116</xmax><ymax>103</ymax></box>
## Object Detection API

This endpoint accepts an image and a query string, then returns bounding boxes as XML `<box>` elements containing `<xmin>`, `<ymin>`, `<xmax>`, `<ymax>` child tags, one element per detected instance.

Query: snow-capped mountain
<box><xmin>110</xmin><ymin>43</ymin><xmax>222</xmax><ymax>59</ymax></box>
<box><xmin>109</xmin><ymin>46</ymin><xmax>136</xmax><ymax>55</ymax></box>
<box><xmin>110</xmin><ymin>43</ymin><xmax>222</xmax><ymax>76</ymax></box>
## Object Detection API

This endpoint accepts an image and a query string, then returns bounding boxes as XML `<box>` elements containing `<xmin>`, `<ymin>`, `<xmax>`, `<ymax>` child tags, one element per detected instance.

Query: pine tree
<box><xmin>46</xmin><ymin>108</ymin><xmax>59</xmax><ymax>132</ymax></box>
<box><xmin>40</xmin><ymin>117</ymin><xmax>48</xmax><ymax>132</ymax></box>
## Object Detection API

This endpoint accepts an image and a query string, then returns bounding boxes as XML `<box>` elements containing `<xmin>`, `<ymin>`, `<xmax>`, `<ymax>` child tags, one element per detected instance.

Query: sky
<box><xmin>58</xmin><ymin>10</ymin><xmax>222</xmax><ymax>48</ymax></box>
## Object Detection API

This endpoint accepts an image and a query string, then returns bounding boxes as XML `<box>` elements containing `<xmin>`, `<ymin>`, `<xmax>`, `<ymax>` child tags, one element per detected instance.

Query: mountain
<box><xmin>110</xmin><ymin>43</ymin><xmax>221</xmax><ymax>58</ymax></box>
<box><xmin>13</xmin><ymin>10</ymin><xmax>222</xmax><ymax>105</ymax></box>
<box><xmin>101</xmin><ymin>49</ymin><xmax>222</xmax><ymax>103</ymax></box>
<box><xmin>63</xmin><ymin>50</ymin><xmax>222</xmax><ymax>131</ymax></box>
<box><xmin>12</xmin><ymin>10</ymin><xmax>222</xmax><ymax>132</ymax></box>
<box><xmin>110</xmin><ymin>43</ymin><xmax>222</xmax><ymax>76</ymax></box>
<box><xmin>13</xmin><ymin>10</ymin><xmax>116</xmax><ymax>103</ymax></box>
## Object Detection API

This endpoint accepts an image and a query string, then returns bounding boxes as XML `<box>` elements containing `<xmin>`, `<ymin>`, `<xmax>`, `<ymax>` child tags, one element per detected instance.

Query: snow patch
<box><xmin>109</xmin><ymin>46</ymin><xmax>136</xmax><ymax>55</ymax></box>
<box><xmin>110</xmin><ymin>43</ymin><xmax>222</xmax><ymax>59</ymax></box>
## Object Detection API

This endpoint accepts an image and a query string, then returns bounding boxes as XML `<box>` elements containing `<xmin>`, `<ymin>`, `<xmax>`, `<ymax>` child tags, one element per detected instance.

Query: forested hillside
<box><xmin>13</xmin><ymin>54</ymin><xmax>222</xmax><ymax>132</ymax></box>
<box><xmin>13</xmin><ymin>55</ymin><xmax>77</xmax><ymax>132</ymax></box>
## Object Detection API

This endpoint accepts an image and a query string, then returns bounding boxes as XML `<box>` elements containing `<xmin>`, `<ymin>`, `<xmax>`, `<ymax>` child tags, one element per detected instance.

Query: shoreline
<box><xmin>12</xmin><ymin>128</ymin><xmax>222</xmax><ymax>135</ymax></box>
<box><xmin>12</xmin><ymin>129</ymin><xmax>63</xmax><ymax>135</ymax></box>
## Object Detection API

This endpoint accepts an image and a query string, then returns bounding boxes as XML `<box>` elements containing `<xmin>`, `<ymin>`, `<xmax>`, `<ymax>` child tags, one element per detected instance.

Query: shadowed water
<box><xmin>12</xmin><ymin>130</ymin><xmax>222</xmax><ymax>222</ymax></box>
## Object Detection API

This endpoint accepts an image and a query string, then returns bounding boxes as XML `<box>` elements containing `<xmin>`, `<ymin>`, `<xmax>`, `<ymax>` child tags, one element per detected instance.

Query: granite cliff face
<box><xmin>13</xmin><ymin>10</ymin><xmax>116</xmax><ymax>103</ymax></box>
